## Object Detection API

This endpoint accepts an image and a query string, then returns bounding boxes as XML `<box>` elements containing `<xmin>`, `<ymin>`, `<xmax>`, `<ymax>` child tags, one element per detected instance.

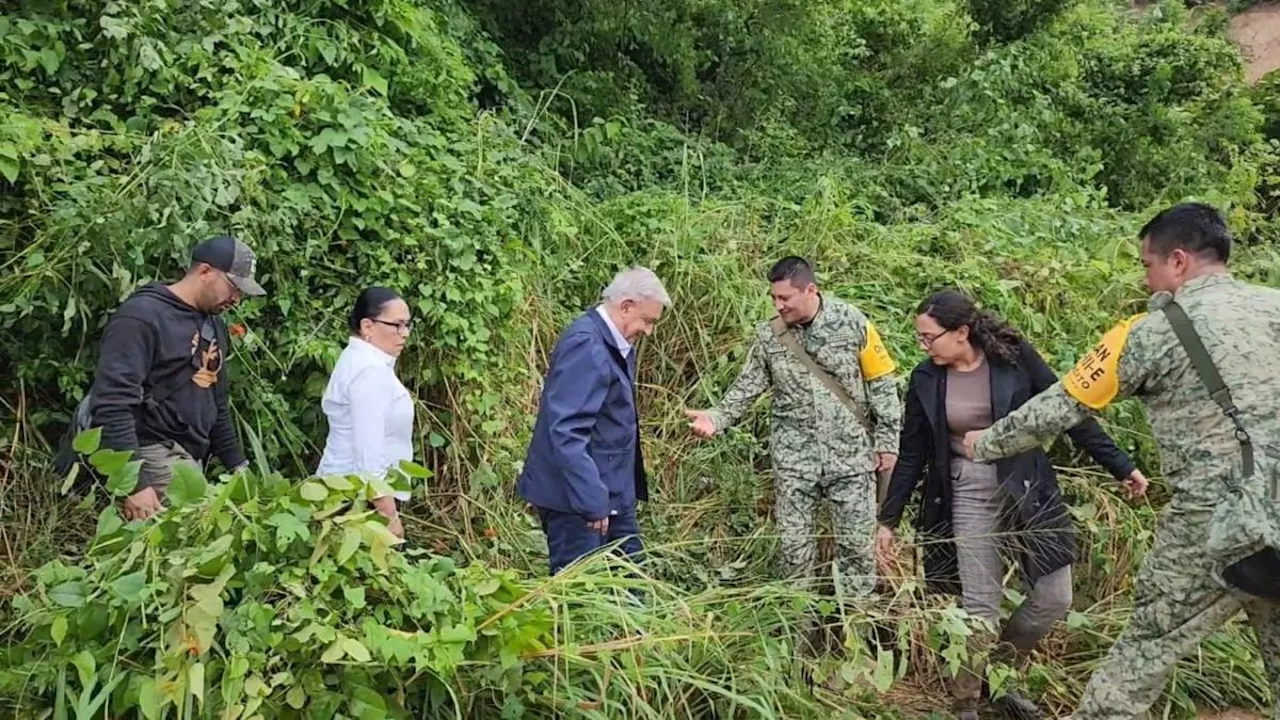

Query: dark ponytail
<box><xmin>916</xmin><ymin>289</ymin><xmax>1023</xmax><ymax>364</ymax></box>
<box><xmin>349</xmin><ymin>286</ymin><xmax>402</xmax><ymax>334</ymax></box>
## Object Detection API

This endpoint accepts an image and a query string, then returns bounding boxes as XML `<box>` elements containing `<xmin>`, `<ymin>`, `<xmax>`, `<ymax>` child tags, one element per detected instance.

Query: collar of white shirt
<box><xmin>350</xmin><ymin>336</ymin><xmax>397</xmax><ymax>367</ymax></box>
<box><xmin>595</xmin><ymin>305</ymin><xmax>631</xmax><ymax>357</ymax></box>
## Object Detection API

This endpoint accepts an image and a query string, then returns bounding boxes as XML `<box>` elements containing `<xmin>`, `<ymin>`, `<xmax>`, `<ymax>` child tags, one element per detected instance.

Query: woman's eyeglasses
<box><xmin>373</xmin><ymin>319</ymin><xmax>413</xmax><ymax>334</ymax></box>
<box><xmin>916</xmin><ymin>328</ymin><xmax>952</xmax><ymax>348</ymax></box>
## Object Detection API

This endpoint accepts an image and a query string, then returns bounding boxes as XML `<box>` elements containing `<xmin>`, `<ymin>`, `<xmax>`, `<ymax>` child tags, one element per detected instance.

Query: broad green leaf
<box><xmin>473</xmin><ymin>578</ymin><xmax>500</xmax><ymax>596</ymax></box>
<box><xmin>49</xmin><ymin>581</ymin><xmax>86</xmax><ymax>608</ymax></box>
<box><xmin>90</xmin><ymin>449</ymin><xmax>132</xmax><ymax>476</ymax></box>
<box><xmin>110</xmin><ymin>571</ymin><xmax>146</xmax><ymax>603</ymax></box>
<box><xmin>343</xmin><ymin>585</ymin><xmax>366</xmax><ymax>609</ymax></box>
<box><xmin>398</xmin><ymin>459</ymin><xmax>432</xmax><ymax>479</ymax></box>
<box><xmin>342</xmin><ymin>637</ymin><xmax>371</xmax><ymax>663</ymax></box>
<box><xmin>138</xmin><ymin>676</ymin><xmax>165</xmax><ymax>720</ymax></box>
<box><xmin>189</xmin><ymin>662</ymin><xmax>205</xmax><ymax>708</ymax></box>
<box><xmin>427</xmin><ymin>432</ymin><xmax>446</xmax><ymax>449</ymax></box>
<box><xmin>267</xmin><ymin>512</ymin><xmax>310</xmax><ymax>548</ymax></box>
<box><xmin>38</xmin><ymin>47</ymin><xmax>61</xmax><ymax>74</ymax></box>
<box><xmin>95</xmin><ymin>505</ymin><xmax>123</xmax><ymax>537</ymax></box>
<box><xmin>348</xmin><ymin>685</ymin><xmax>386</xmax><ymax>720</ymax></box>
<box><xmin>320</xmin><ymin>640</ymin><xmax>345</xmax><ymax>663</ymax></box>
<box><xmin>51</xmin><ymin>615</ymin><xmax>67</xmax><ymax>647</ymax></box>
<box><xmin>361</xmin><ymin>66</ymin><xmax>388</xmax><ymax>95</ymax></box>
<box><xmin>72</xmin><ymin>427</ymin><xmax>102</xmax><ymax>455</ymax></box>
<box><xmin>166</xmin><ymin>461</ymin><xmax>208</xmax><ymax>506</ymax></box>
<box><xmin>285</xmin><ymin>684</ymin><xmax>306</xmax><ymax>710</ymax></box>
<box><xmin>244</xmin><ymin>675</ymin><xmax>267</xmax><ymax>698</ymax></box>
<box><xmin>106</xmin><ymin>460</ymin><xmax>141</xmax><ymax>497</ymax></box>
<box><xmin>337</xmin><ymin>526</ymin><xmax>362</xmax><ymax>565</ymax></box>
<box><xmin>71</xmin><ymin>650</ymin><xmax>95</xmax><ymax>690</ymax></box>
<box><xmin>189</xmin><ymin>584</ymin><xmax>224</xmax><ymax>618</ymax></box>
<box><xmin>873</xmin><ymin>648</ymin><xmax>895</xmax><ymax>693</ymax></box>
<box><xmin>194</xmin><ymin>534</ymin><xmax>234</xmax><ymax>566</ymax></box>
<box><xmin>321</xmin><ymin>475</ymin><xmax>354</xmax><ymax>491</ymax></box>
<box><xmin>362</xmin><ymin>521</ymin><xmax>394</xmax><ymax>570</ymax></box>
<box><xmin>438</xmin><ymin>624</ymin><xmax>476</xmax><ymax>644</ymax></box>
<box><xmin>0</xmin><ymin>156</ymin><xmax>17</xmax><ymax>183</ymax></box>
<box><xmin>299</xmin><ymin>481</ymin><xmax>328</xmax><ymax>502</ymax></box>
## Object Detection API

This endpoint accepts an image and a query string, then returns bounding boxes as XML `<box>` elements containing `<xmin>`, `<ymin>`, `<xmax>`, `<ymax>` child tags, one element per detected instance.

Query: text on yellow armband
<box><xmin>859</xmin><ymin>321</ymin><xmax>897</xmax><ymax>381</ymax></box>
<box><xmin>1062</xmin><ymin>313</ymin><xmax>1147</xmax><ymax>410</ymax></box>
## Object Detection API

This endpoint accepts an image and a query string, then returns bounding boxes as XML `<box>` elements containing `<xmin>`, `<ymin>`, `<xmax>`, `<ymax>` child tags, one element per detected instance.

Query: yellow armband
<box><xmin>859</xmin><ymin>321</ymin><xmax>897</xmax><ymax>381</ymax></box>
<box><xmin>1062</xmin><ymin>313</ymin><xmax>1146</xmax><ymax>410</ymax></box>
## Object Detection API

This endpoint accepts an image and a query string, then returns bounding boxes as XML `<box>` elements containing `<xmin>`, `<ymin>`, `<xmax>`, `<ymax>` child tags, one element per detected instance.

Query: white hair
<box><xmin>601</xmin><ymin>266</ymin><xmax>671</xmax><ymax>307</ymax></box>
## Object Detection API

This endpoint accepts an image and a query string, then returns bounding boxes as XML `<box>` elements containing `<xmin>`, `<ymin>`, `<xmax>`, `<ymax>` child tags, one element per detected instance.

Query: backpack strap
<box><xmin>769</xmin><ymin>316</ymin><xmax>863</xmax><ymax>420</ymax></box>
<box><xmin>1161</xmin><ymin>300</ymin><xmax>1254</xmax><ymax>479</ymax></box>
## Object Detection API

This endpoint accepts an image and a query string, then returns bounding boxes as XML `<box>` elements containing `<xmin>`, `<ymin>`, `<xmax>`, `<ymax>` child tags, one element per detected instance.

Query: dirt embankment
<box><xmin>1230</xmin><ymin>2</ymin><xmax>1280</xmax><ymax>82</ymax></box>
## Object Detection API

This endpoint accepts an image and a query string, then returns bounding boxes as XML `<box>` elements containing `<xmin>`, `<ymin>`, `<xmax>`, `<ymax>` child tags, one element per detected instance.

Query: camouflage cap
<box><xmin>191</xmin><ymin>235</ymin><xmax>266</xmax><ymax>296</ymax></box>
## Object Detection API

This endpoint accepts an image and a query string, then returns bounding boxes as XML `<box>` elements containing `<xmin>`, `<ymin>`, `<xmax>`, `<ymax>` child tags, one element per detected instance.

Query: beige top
<box><xmin>946</xmin><ymin>356</ymin><xmax>993</xmax><ymax>456</ymax></box>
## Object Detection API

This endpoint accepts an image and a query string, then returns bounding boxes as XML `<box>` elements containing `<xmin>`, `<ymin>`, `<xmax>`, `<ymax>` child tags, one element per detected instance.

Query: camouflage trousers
<box><xmin>1073</xmin><ymin>509</ymin><xmax>1280</xmax><ymax>720</ymax></box>
<box><xmin>775</xmin><ymin>470</ymin><xmax>877</xmax><ymax>599</ymax></box>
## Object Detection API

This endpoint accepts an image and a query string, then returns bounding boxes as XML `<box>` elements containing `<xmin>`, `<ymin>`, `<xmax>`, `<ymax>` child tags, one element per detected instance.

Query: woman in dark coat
<box><xmin>876</xmin><ymin>290</ymin><xmax>1146</xmax><ymax>720</ymax></box>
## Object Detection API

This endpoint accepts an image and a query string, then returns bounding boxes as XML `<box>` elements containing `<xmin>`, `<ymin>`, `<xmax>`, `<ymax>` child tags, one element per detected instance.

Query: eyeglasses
<box><xmin>916</xmin><ymin>328</ymin><xmax>952</xmax><ymax>348</ymax></box>
<box><xmin>373</xmin><ymin>318</ymin><xmax>413</xmax><ymax>334</ymax></box>
<box><xmin>215</xmin><ymin>270</ymin><xmax>242</xmax><ymax>297</ymax></box>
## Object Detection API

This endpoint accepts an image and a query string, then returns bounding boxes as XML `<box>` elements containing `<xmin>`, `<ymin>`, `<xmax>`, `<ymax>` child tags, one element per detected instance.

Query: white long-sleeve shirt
<box><xmin>315</xmin><ymin>337</ymin><xmax>414</xmax><ymax>501</ymax></box>
<box><xmin>595</xmin><ymin>306</ymin><xmax>631</xmax><ymax>357</ymax></box>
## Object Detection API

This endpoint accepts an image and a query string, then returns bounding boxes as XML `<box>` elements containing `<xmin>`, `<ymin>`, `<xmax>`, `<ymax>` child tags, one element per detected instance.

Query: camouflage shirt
<box><xmin>707</xmin><ymin>295</ymin><xmax>903</xmax><ymax>478</ymax></box>
<box><xmin>974</xmin><ymin>273</ymin><xmax>1280</xmax><ymax>510</ymax></box>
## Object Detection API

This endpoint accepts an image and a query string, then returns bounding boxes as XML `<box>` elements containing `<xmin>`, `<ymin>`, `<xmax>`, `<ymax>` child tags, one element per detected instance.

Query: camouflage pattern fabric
<box><xmin>707</xmin><ymin>295</ymin><xmax>902</xmax><ymax>597</ymax></box>
<box><xmin>973</xmin><ymin>273</ymin><xmax>1280</xmax><ymax>719</ymax></box>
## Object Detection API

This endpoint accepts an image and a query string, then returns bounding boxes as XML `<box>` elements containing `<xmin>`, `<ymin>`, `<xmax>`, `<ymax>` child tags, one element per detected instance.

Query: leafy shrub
<box><xmin>966</xmin><ymin>0</ymin><xmax>1077</xmax><ymax>43</ymax></box>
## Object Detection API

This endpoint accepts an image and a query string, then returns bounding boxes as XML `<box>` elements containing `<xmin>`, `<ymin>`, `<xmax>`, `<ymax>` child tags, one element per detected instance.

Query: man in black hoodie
<box><xmin>89</xmin><ymin>235</ymin><xmax>266</xmax><ymax>520</ymax></box>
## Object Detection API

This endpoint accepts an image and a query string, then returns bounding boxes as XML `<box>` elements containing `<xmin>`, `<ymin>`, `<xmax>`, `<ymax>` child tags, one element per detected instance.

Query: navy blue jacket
<box><xmin>518</xmin><ymin>310</ymin><xmax>648</xmax><ymax>521</ymax></box>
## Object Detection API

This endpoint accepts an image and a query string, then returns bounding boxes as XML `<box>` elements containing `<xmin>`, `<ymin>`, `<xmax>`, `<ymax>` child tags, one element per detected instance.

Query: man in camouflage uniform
<box><xmin>962</xmin><ymin>203</ymin><xmax>1279</xmax><ymax>719</ymax></box>
<box><xmin>686</xmin><ymin>256</ymin><xmax>902</xmax><ymax>598</ymax></box>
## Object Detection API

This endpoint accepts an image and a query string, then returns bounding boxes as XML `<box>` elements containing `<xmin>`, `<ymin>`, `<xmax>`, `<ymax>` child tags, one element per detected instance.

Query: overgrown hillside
<box><xmin>2</xmin><ymin>0</ymin><xmax>1280</xmax><ymax>717</ymax></box>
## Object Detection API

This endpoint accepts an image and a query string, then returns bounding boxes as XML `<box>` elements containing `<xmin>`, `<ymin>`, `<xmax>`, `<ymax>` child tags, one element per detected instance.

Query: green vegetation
<box><xmin>2</xmin><ymin>0</ymin><xmax>1280</xmax><ymax>716</ymax></box>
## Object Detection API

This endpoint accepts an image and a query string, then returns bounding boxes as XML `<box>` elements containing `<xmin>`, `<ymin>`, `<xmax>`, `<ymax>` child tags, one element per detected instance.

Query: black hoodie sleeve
<box><xmin>207</xmin><ymin>325</ymin><xmax>246</xmax><ymax>470</ymax></box>
<box><xmin>1019</xmin><ymin>338</ymin><xmax>1137</xmax><ymax>481</ymax></box>
<box><xmin>89</xmin><ymin>316</ymin><xmax>154</xmax><ymax>455</ymax></box>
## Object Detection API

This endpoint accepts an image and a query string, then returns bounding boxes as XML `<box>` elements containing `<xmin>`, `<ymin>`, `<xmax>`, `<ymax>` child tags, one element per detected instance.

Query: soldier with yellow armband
<box><xmin>962</xmin><ymin>203</ymin><xmax>1280</xmax><ymax>720</ymax></box>
<box><xmin>685</xmin><ymin>256</ymin><xmax>903</xmax><ymax>600</ymax></box>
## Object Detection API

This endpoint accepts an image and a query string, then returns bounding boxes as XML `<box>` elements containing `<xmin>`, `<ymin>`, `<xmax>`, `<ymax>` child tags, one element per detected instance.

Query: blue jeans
<box><xmin>538</xmin><ymin>505</ymin><xmax>643</xmax><ymax>575</ymax></box>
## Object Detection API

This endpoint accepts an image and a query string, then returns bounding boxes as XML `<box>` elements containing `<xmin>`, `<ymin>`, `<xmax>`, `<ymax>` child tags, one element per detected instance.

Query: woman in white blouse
<box><xmin>315</xmin><ymin>287</ymin><xmax>414</xmax><ymax>538</ymax></box>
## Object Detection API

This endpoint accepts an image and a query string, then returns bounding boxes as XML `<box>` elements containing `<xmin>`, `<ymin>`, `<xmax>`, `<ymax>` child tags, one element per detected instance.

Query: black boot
<box><xmin>993</xmin><ymin>688</ymin><xmax>1041</xmax><ymax>720</ymax></box>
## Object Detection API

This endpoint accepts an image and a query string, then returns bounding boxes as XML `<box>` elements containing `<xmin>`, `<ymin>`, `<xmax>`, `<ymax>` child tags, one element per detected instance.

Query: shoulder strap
<box><xmin>769</xmin><ymin>316</ymin><xmax>861</xmax><ymax>417</ymax></box>
<box><xmin>1161</xmin><ymin>300</ymin><xmax>1254</xmax><ymax>477</ymax></box>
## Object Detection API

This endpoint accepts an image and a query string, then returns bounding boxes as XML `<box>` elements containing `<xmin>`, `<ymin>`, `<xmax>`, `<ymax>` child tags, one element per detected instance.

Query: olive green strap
<box><xmin>769</xmin><ymin>316</ymin><xmax>861</xmax><ymax>417</ymax></box>
<box><xmin>1161</xmin><ymin>301</ymin><xmax>1255</xmax><ymax>481</ymax></box>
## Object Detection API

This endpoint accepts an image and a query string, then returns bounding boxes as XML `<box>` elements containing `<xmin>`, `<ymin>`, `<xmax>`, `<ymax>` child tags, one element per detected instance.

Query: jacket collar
<box><xmin>1175</xmin><ymin>271</ymin><xmax>1233</xmax><ymax>298</ymax></box>
<box><xmin>586</xmin><ymin>310</ymin><xmax>634</xmax><ymax>377</ymax></box>
<box><xmin>349</xmin><ymin>336</ymin><xmax>397</xmax><ymax>368</ymax></box>
<box><xmin>594</xmin><ymin>305</ymin><xmax>632</xmax><ymax>357</ymax></box>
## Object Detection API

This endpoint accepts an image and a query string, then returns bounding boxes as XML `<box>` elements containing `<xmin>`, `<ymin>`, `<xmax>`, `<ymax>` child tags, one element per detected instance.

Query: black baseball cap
<box><xmin>191</xmin><ymin>235</ymin><xmax>266</xmax><ymax>296</ymax></box>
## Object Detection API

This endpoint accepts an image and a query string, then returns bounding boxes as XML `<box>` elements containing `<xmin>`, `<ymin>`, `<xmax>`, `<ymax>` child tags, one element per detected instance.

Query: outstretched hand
<box><xmin>1121</xmin><ymin>469</ymin><xmax>1148</xmax><ymax>499</ymax></box>
<box><xmin>684</xmin><ymin>409</ymin><xmax>718</xmax><ymax>438</ymax></box>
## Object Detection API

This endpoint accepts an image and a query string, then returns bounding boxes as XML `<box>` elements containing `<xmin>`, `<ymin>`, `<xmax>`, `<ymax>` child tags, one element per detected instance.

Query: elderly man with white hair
<box><xmin>518</xmin><ymin>266</ymin><xmax>671</xmax><ymax>574</ymax></box>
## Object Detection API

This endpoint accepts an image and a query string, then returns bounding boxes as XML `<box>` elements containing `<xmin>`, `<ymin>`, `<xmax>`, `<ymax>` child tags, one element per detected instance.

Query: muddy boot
<box><xmin>987</xmin><ymin>641</ymin><xmax>1042</xmax><ymax>720</ymax></box>
<box><xmin>993</xmin><ymin>689</ymin><xmax>1041</xmax><ymax>720</ymax></box>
